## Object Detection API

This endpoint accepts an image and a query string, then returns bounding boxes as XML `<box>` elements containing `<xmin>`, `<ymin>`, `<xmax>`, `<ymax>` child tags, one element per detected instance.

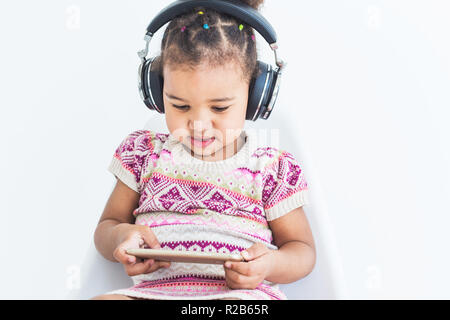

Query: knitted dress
<box><xmin>104</xmin><ymin>128</ymin><xmax>309</xmax><ymax>300</ymax></box>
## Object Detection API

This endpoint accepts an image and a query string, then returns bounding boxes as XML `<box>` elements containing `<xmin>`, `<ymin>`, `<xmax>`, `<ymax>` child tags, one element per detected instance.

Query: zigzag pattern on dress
<box><xmin>147</xmin><ymin>171</ymin><xmax>261</xmax><ymax>205</ymax></box>
<box><xmin>160</xmin><ymin>240</ymin><xmax>245</xmax><ymax>253</ymax></box>
<box><xmin>131</xmin><ymin>260</ymin><xmax>226</xmax><ymax>284</ymax></box>
<box><xmin>139</xmin><ymin>239</ymin><xmax>245</xmax><ymax>255</ymax></box>
<box><xmin>134</xmin><ymin>175</ymin><xmax>267</xmax><ymax>226</ymax></box>
<box><xmin>108</xmin><ymin>275</ymin><xmax>286</xmax><ymax>300</ymax></box>
<box><xmin>137</xmin><ymin>210</ymin><xmax>268</xmax><ymax>231</ymax></box>
<box><xmin>136</xmin><ymin>215</ymin><xmax>275</xmax><ymax>246</ymax></box>
<box><xmin>135</xmin><ymin>211</ymin><xmax>272</xmax><ymax>244</ymax></box>
<box><xmin>147</xmin><ymin>162</ymin><xmax>264</xmax><ymax>199</ymax></box>
<box><xmin>133</xmin><ymin>277</ymin><xmax>285</xmax><ymax>299</ymax></box>
<box><xmin>138</xmin><ymin>222</ymin><xmax>267</xmax><ymax>250</ymax></box>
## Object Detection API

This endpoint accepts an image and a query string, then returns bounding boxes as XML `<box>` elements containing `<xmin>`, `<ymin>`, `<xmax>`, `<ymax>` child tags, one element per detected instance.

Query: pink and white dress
<box><xmin>104</xmin><ymin>129</ymin><xmax>309</xmax><ymax>300</ymax></box>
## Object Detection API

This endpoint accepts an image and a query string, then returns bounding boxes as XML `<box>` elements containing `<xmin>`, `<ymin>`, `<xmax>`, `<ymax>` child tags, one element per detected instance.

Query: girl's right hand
<box><xmin>112</xmin><ymin>224</ymin><xmax>171</xmax><ymax>276</ymax></box>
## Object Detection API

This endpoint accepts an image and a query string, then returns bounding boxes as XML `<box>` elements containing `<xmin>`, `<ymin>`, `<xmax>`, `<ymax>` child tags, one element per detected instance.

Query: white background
<box><xmin>0</xmin><ymin>0</ymin><xmax>449</xmax><ymax>299</ymax></box>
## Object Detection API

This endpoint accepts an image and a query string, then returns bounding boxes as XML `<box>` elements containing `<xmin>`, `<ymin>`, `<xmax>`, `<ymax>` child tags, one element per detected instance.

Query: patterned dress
<box><xmin>104</xmin><ymin>128</ymin><xmax>309</xmax><ymax>300</ymax></box>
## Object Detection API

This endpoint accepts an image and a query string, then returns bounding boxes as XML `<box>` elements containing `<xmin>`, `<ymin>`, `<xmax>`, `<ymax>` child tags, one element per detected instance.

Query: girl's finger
<box><xmin>113</xmin><ymin>235</ymin><xmax>142</xmax><ymax>264</ymax></box>
<box><xmin>126</xmin><ymin>255</ymin><xmax>136</xmax><ymax>264</ymax></box>
<box><xmin>225</xmin><ymin>265</ymin><xmax>250</xmax><ymax>283</ymax></box>
<box><xmin>113</xmin><ymin>246</ymin><xmax>130</xmax><ymax>264</ymax></box>
<box><xmin>143</xmin><ymin>260</ymin><xmax>171</xmax><ymax>274</ymax></box>
<box><xmin>159</xmin><ymin>261</ymin><xmax>171</xmax><ymax>268</ymax></box>
<box><xmin>125</xmin><ymin>258</ymin><xmax>154</xmax><ymax>276</ymax></box>
<box><xmin>140</xmin><ymin>226</ymin><xmax>161</xmax><ymax>249</ymax></box>
<box><xmin>224</xmin><ymin>260</ymin><xmax>252</xmax><ymax>276</ymax></box>
<box><xmin>241</xmin><ymin>243</ymin><xmax>269</xmax><ymax>261</ymax></box>
<box><xmin>224</xmin><ymin>267</ymin><xmax>256</xmax><ymax>289</ymax></box>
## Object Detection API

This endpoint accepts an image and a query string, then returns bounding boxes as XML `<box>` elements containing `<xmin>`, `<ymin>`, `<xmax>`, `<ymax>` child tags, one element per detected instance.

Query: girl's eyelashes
<box><xmin>213</xmin><ymin>106</ymin><xmax>230</xmax><ymax>112</ymax></box>
<box><xmin>172</xmin><ymin>104</ymin><xmax>189</xmax><ymax>110</ymax></box>
<box><xmin>171</xmin><ymin>104</ymin><xmax>230</xmax><ymax>112</ymax></box>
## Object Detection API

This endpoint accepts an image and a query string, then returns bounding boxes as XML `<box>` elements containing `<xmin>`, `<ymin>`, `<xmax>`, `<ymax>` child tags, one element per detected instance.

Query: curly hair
<box><xmin>154</xmin><ymin>0</ymin><xmax>265</xmax><ymax>84</ymax></box>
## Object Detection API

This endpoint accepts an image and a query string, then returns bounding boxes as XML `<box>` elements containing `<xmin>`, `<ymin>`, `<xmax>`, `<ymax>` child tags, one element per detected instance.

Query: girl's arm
<box><xmin>94</xmin><ymin>179</ymin><xmax>140</xmax><ymax>262</ymax></box>
<box><xmin>265</xmin><ymin>206</ymin><xmax>316</xmax><ymax>283</ymax></box>
<box><xmin>94</xmin><ymin>179</ymin><xmax>170</xmax><ymax>275</ymax></box>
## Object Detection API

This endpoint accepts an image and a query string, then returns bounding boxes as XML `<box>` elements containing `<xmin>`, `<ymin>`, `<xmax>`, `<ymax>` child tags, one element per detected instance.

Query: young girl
<box><xmin>92</xmin><ymin>0</ymin><xmax>315</xmax><ymax>300</ymax></box>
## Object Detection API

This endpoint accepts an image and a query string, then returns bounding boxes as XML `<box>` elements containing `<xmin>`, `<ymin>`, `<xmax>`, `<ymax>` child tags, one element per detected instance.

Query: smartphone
<box><xmin>126</xmin><ymin>248</ymin><xmax>244</xmax><ymax>264</ymax></box>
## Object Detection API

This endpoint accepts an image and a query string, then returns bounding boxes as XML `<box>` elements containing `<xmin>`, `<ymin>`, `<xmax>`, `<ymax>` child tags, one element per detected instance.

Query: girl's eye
<box><xmin>212</xmin><ymin>106</ymin><xmax>229</xmax><ymax>112</ymax></box>
<box><xmin>172</xmin><ymin>104</ymin><xmax>189</xmax><ymax>110</ymax></box>
<box><xmin>172</xmin><ymin>104</ymin><xmax>229</xmax><ymax>112</ymax></box>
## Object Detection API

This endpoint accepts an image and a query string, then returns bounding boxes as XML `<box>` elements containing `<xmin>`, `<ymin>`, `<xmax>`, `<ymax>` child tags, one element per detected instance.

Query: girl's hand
<box><xmin>223</xmin><ymin>243</ymin><xmax>275</xmax><ymax>290</ymax></box>
<box><xmin>112</xmin><ymin>224</ymin><xmax>171</xmax><ymax>276</ymax></box>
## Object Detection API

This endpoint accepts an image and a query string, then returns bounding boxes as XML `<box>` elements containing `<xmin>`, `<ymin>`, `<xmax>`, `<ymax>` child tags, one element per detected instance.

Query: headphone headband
<box><xmin>138</xmin><ymin>0</ymin><xmax>285</xmax><ymax>70</ymax></box>
<box><xmin>145</xmin><ymin>0</ymin><xmax>277</xmax><ymax>45</ymax></box>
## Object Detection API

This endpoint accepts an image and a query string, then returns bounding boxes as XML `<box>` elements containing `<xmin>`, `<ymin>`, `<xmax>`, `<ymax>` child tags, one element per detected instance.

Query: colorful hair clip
<box><xmin>181</xmin><ymin>26</ymin><xmax>186</xmax><ymax>32</ymax></box>
<box><xmin>239</xmin><ymin>24</ymin><xmax>244</xmax><ymax>31</ymax></box>
<box><xmin>251</xmin><ymin>34</ymin><xmax>255</xmax><ymax>41</ymax></box>
<box><xmin>198</xmin><ymin>11</ymin><xmax>204</xmax><ymax>15</ymax></box>
<box><xmin>203</xmin><ymin>23</ymin><xmax>210</xmax><ymax>29</ymax></box>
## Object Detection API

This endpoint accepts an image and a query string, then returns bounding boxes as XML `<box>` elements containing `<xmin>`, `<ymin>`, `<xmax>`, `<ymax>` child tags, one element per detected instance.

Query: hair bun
<box><xmin>238</xmin><ymin>0</ymin><xmax>265</xmax><ymax>10</ymax></box>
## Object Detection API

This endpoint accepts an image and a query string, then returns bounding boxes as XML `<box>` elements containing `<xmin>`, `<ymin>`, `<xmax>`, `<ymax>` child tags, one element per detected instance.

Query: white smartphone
<box><xmin>126</xmin><ymin>248</ymin><xmax>244</xmax><ymax>264</ymax></box>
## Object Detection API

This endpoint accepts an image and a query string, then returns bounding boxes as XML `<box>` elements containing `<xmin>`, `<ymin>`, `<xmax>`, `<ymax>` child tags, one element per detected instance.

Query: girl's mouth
<box><xmin>190</xmin><ymin>136</ymin><xmax>215</xmax><ymax>148</ymax></box>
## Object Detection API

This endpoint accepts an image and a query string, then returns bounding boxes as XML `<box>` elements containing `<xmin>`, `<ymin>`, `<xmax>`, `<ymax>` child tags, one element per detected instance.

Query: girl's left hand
<box><xmin>223</xmin><ymin>242</ymin><xmax>274</xmax><ymax>290</ymax></box>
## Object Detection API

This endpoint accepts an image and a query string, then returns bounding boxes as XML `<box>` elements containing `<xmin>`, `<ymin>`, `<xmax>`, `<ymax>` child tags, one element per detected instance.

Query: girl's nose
<box><xmin>189</xmin><ymin>120</ymin><xmax>212</xmax><ymax>133</ymax></box>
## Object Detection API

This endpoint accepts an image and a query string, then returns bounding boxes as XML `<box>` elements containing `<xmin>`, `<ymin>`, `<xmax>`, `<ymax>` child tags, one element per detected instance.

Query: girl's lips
<box><xmin>190</xmin><ymin>136</ymin><xmax>215</xmax><ymax>148</ymax></box>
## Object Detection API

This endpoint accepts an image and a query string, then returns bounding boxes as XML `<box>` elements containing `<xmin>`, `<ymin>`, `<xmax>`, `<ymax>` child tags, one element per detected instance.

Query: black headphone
<box><xmin>137</xmin><ymin>0</ymin><xmax>286</xmax><ymax>121</ymax></box>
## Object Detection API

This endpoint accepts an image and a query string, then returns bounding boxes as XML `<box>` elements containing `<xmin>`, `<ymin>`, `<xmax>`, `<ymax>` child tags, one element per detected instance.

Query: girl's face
<box><xmin>163</xmin><ymin>61</ymin><xmax>249</xmax><ymax>162</ymax></box>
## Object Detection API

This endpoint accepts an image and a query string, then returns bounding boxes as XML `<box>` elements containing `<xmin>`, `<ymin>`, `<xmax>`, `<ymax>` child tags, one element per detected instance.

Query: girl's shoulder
<box><xmin>252</xmin><ymin>146</ymin><xmax>309</xmax><ymax>221</ymax></box>
<box><xmin>108</xmin><ymin>129</ymin><xmax>171</xmax><ymax>193</ymax></box>
<box><xmin>114</xmin><ymin>129</ymin><xmax>170</xmax><ymax>156</ymax></box>
<box><xmin>246</xmin><ymin>131</ymin><xmax>293</xmax><ymax>167</ymax></box>
<box><xmin>251</xmin><ymin>145</ymin><xmax>302</xmax><ymax>173</ymax></box>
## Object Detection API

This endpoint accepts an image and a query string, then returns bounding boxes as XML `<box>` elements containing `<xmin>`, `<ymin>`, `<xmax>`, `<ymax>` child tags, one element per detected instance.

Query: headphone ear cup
<box><xmin>142</xmin><ymin>56</ymin><xmax>165</xmax><ymax>113</ymax></box>
<box><xmin>140</xmin><ymin>59</ymin><xmax>154</xmax><ymax>111</ymax></box>
<box><xmin>246</xmin><ymin>61</ymin><xmax>274</xmax><ymax>121</ymax></box>
<box><xmin>149</xmin><ymin>56</ymin><xmax>165</xmax><ymax>113</ymax></box>
<box><xmin>246</xmin><ymin>76</ymin><xmax>256</xmax><ymax>121</ymax></box>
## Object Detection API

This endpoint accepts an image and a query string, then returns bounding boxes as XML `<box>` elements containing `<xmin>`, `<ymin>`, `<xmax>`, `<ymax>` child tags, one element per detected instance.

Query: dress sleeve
<box><xmin>262</xmin><ymin>150</ymin><xmax>309</xmax><ymax>221</ymax></box>
<box><xmin>107</xmin><ymin>130</ymin><xmax>154</xmax><ymax>193</ymax></box>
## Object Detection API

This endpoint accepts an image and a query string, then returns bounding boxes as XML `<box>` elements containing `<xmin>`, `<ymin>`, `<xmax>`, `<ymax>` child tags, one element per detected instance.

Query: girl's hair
<box><xmin>155</xmin><ymin>0</ymin><xmax>265</xmax><ymax>84</ymax></box>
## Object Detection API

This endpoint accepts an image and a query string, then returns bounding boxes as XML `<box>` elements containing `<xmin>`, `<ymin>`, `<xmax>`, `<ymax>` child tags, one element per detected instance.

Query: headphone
<box><xmin>137</xmin><ymin>0</ymin><xmax>286</xmax><ymax>121</ymax></box>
